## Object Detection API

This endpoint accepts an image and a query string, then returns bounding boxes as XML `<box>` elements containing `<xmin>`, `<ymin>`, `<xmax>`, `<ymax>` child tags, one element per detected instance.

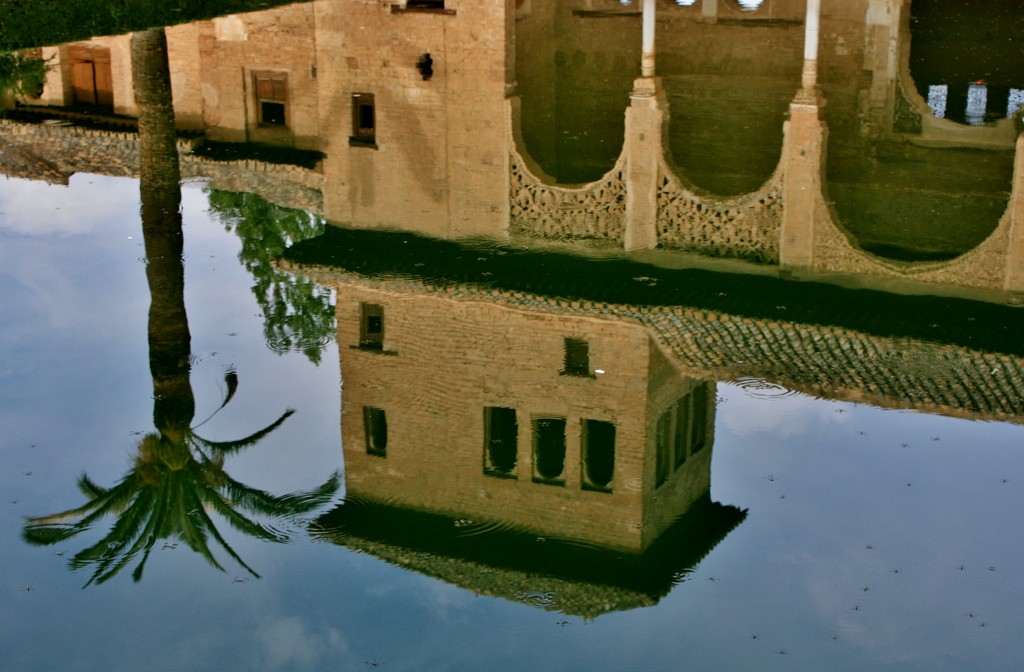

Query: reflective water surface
<box><xmin>2</xmin><ymin>1</ymin><xmax>1024</xmax><ymax>670</ymax></box>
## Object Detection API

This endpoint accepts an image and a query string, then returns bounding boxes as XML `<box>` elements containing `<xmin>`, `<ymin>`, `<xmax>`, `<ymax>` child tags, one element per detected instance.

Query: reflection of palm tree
<box><xmin>23</xmin><ymin>374</ymin><xmax>338</xmax><ymax>586</ymax></box>
<box><xmin>22</xmin><ymin>29</ymin><xmax>338</xmax><ymax>585</ymax></box>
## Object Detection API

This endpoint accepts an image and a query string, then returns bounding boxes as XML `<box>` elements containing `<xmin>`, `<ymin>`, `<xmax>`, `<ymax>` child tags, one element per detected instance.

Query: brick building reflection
<box><xmin>311</xmin><ymin>277</ymin><xmax>745</xmax><ymax>617</ymax></box>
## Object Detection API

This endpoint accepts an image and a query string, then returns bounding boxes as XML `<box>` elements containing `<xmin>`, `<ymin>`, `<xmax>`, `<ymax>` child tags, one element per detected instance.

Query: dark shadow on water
<box><xmin>312</xmin><ymin>493</ymin><xmax>746</xmax><ymax>618</ymax></box>
<box><xmin>284</xmin><ymin>225</ymin><xmax>1024</xmax><ymax>358</ymax></box>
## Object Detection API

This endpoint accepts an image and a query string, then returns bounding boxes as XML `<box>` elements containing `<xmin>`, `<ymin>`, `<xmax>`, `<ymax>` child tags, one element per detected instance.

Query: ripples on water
<box><xmin>731</xmin><ymin>376</ymin><xmax>805</xmax><ymax>400</ymax></box>
<box><xmin>265</xmin><ymin>332</ymin><xmax>335</xmax><ymax>355</ymax></box>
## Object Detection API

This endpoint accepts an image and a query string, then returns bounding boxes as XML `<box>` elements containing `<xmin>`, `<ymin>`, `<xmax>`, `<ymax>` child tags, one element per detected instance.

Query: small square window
<box><xmin>563</xmin><ymin>337</ymin><xmax>590</xmax><ymax>376</ymax></box>
<box><xmin>359</xmin><ymin>303</ymin><xmax>384</xmax><ymax>349</ymax></box>
<box><xmin>260</xmin><ymin>101</ymin><xmax>286</xmax><ymax>126</ymax></box>
<box><xmin>253</xmin><ymin>71</ymin><xmax>288</xmax><ymax>127</ymax></box>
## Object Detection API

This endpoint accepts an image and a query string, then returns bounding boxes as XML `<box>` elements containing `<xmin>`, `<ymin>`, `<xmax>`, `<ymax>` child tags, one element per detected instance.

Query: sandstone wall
<box><xmin>316</xmin><ymin>0</ymin><xmax>512</xmax><ymax>239</ymax></box>
<box><xmin>333</xmin><ymin>282</ymin><xmax>711</xmax><ymax>552</ymax></box>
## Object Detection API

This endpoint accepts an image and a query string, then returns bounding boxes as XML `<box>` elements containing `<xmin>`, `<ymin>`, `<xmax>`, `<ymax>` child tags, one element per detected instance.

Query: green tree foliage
<box><xmin>207</xmin><ymin>189</ymin><xmax>336</xmax><ymax>365</ymax></box>
<box><xmin>0</xmin><ymin>51</ymin><xmax>47</xmax><ymax>108</ymax></box>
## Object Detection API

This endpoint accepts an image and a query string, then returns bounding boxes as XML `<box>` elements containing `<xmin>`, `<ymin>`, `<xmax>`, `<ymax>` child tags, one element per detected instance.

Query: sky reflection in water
<box><xmin>1</xmin><ymin>170</ymin><xmax>1022</xmax><ymax>671</ymax></box>
<box><xmin>2</xmin><ymin>0</ymin><xmax>1024</xmax><ymax>668</ymax></box>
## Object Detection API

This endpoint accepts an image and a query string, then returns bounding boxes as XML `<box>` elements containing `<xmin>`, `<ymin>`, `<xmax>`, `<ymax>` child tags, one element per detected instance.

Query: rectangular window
<box><xmin>532</xmin><ymin>417</ymin><xmax>566</xmax><ymax>485</ymax></box>
<box><xmin>563</xmin><ymin>337</ymin><xmax>590</xmax><ymax>376</ymax></box>
<box><xmin>690</xmin><ymin>383</ymin><xmax>709</xmax><ymax>455</ymax></box>
<box><xmin>669</xmin><ymin>383</ymin><xmax>710</xmax><ymax>470</ymax></box>
<box><xmin>393</xmin><ymin>1</ymin><xmax>452</xmax><ymax>12</ymax></box>
<box><xmin>581</xmin><ymin>419</ymin><xmax>615</xmax><ymax>492</ymax></box>
<box><xmin>674</xmin><ymin>393</ymin><xmax>691</xmax><ymax>469</ymax></box>
<box><xmin>655</xmin><ymin>409</ymin><xmax>672</xmax><ymax>488</ymax></box>
<box><xmin>483</xmin><ymin>407</ymin><xmax>518</xmax><ymax>478</ymax></box>
<box><xmin>253</xmin><ymin>71</ymin><xmax>288</xmax><ymax>127</ymax></box>
<box><xmin>359</xmin><ymin>303</ymin><xmax>384</xmax><ymax>350</ymax></box>
<box><xmin>363</xmin><ymin>406</ymin><xmax>388</xmax><ymax>457</ymax></box>
<box><xmin>351</xmin><ymin>93</ymin><xmax>376</xmax><ymax>147</ymax></box>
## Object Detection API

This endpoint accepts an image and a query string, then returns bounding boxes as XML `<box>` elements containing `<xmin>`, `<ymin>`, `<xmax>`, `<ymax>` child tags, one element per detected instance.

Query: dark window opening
<box><xmin>395</xmin><ymin>1</ymin><xmax>453</xmax><ymax>13</ymax></box>
<box><xmin>351</xmin><ymin>93</ymin><xmax>377</xmax><ymax>147</ymax></box>
<box><xmin>532</xmin><ymin>417</ymin><xmax>566</xmax><ymax>485</ymax></box>
<box><xmin>582</xmin><ymin>419</ymin><xmax>615</xmax><ymax>492</ymax></box>
<box><xmin>253</xmin><ymin>71</ymin><xmax>288</xmax><ymax>127</ymax></box>
<box><xmin>656</xmin><ymin>409</ymin><xmax>672</xmax><ymax>488</ymax></box>
<box><xmin>484</xmin><ymin>407</ymin><xmax>518</xmax><ymax>478</ymax></box>
<box><xmin>363</xmin><ymin>406</ymin><xmax>388</xmax><ymax>457</ymax></box>
<box><xmin>674</xmin><ymin>394</ymin><xmax>691</xmax><ymax>469</ymax></box>
<box><xmin>359</xmin><ymin>303</ymin><xmax>384</xmax><ymax>349</ymax></box>
<box><xmin>260</xmin><ymin>101</ymin><xmax>286</xmax><ymax>126</ymax></box>
<box><xmin>657</xmin><ymin>384</ymin><xmax>712</xmax><ymax>487</ymax></box>
<box><xmin>563</xmin><ymin>337</ymin><xmax>590</xmax><ymax>376</ymax></box>
<box><xmin>359</xmin><ymin>104</ymin><xmax>374</xmax><ymax>131</ymax></box>
<box><xmin>690</xmin><ymin>383</ymin><xmax>709</xmax><ymax>455</ymax></box>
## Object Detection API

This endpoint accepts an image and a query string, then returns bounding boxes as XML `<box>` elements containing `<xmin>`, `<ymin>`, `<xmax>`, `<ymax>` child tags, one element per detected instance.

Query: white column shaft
<box><xmin>802</xmin><ymin>0</ymin><xmax>822</xmax><ymax>89</ymax></box>
<box><xmin>641</xmin><ymin>0</ymin><xmax>656</xmax><ymax>77</ymax></box>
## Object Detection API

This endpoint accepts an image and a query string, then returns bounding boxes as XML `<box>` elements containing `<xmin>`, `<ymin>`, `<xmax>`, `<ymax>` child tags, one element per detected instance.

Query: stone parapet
<box><xmin>0</xmin><ymin>119</ymin><xmax>323</xmax><ymax>212</ymax></box>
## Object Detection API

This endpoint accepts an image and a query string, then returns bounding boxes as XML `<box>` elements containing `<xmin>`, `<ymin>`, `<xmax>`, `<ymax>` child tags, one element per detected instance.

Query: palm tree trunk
<box><xmin>131</xmin><ymin>28</ymin><xmax>194</xmax><ymax>433</ymax></box>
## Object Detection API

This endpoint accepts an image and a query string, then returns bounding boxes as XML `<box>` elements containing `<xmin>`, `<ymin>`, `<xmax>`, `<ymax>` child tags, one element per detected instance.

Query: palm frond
<box><xmin>23</xmin><ymin>474</ymin><xmax>142</xmax><ymax>529</ymax></box>
<box><xmin>77</xmin><ymin>474</ymin><xmax>110</xmax><ymax>498</ymax></box>
<box><xmin>216</xmin><ymin>470</ymin><xmax>338</xmax><ymax>517</ymax></box>
<box><xmin>191</xmin><ymin>368</ymin><xmax>240</xmax><ymax>429</ymax></box>
<box><xmin>184</xmin><ymin>489</ymin><xmax>259</xmax><ymax>578</ymax></box>
<box><xmin>192</xmin><ymin>409</ymin><xmax>294</xmax><ymax>454</ymax></box>
<box><xmin>172</xmin><ymin>475</ymin><xmax>227</xmax><ymax>573</ymax></box>
<box><xmin>22</xmin><ymin>524</ymin><xmax>81</xmax><ymax>546</ymax></box>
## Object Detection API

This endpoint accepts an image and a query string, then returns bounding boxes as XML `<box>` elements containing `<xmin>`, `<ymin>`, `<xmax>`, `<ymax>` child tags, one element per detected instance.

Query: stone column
<box><xmin>623</xmin><ymin>0</ymin><xmax>663</xmax><ymax>250</ymax></box>
<box><xmin>801</xmin><ymin>0</ymin><xmax>821</xmax><ymax>92</ymax></box>
<box><xmin>779</xmin><ymin>98</ymin><xmax>826</xmax><ymax>269</ymax></box>
<box><xmin>780</xmin><ymin>0</ymin><xmax>828</xmax><ymax>271</ymax></box>
<box><xmin>624</xmin><ymin>77</ymin><xmax>666</xmax><ymax>251</ymax></box>
<box><xmin>1003</xmin><ymin>133</ymin><xmax>1024</xmax><ymax>292</ymax></box>
<box><xmin>641</xmin><ymin>0</ymin><xmax>656</xmax><ymax>77</ymax></box>
<box><xmin>504</xmin><ymin>0</ymin><xmax>518</xmax><ymax>96</ymax></box>
<box><xmin>702</xmin><ymin>0</ymin><xmax>718</xmax><ymax>23</ymax></box>
<box><xmin>861</xmin><ymin>0</ymin><xmax>902</xmax><ymax>137</ymax></box>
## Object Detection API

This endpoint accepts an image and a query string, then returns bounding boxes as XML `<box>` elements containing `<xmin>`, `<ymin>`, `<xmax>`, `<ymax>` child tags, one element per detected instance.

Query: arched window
<box><xmin>483</xmin><ymin>407</ymin><xmax>518</xmax><ymax>478</ymax></box>
<box><xmin>532</xmin><ymin>417</ymin><xmax>566</xmax><ymax>485</ymax></box>
<box><xmin>581</xmin><ymin>420</ymin><xmax>615</xmax><ymax>492</ymax></box>
<box><xmin>735</xmin><ymin>0</ymin><xmax>764</xmax><ymax>11</ymax></box>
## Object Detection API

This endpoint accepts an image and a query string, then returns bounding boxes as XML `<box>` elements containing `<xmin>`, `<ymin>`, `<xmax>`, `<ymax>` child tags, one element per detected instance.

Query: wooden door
<box><xmin>70</xmin><ymin>61</ymin><xmax>97</xmax><ymax>105</ymax></box>
<box><xmin>68</xmin><ymin>46</ymin><xmax>114</xmax><ymax>108</ymax></box>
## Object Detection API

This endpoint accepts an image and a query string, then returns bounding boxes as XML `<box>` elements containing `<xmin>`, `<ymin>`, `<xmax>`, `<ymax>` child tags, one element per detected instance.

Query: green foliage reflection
<box><xmin>0</xmin><ymin>51</ymin><xmax>47</xmax><ymax>109</ymax></box>
<box><xmin>207</xmin><ymin>189</ymin><xmax>335</xmax><ymax>365</ymax></box>
<box><xmin>23</xmin><ymin>371</ymin><xmax>340</xmax><ymax>587</ymax></box>
<box><xmin>21</xmin><ymin>31</ymin><xmax>339</xmax><ymax>586</ymax></box>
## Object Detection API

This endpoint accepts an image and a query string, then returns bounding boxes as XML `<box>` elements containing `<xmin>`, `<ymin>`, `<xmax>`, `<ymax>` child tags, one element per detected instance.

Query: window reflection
<box><xmin>1008</xmin><ymin>89</ymin><xmax>1024</xmax><ymax>119</ymax></box>
<box><xmin>735</xmin><ymin>0</ymin><xmax>764</xmax><ymax>11</ymax></box>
